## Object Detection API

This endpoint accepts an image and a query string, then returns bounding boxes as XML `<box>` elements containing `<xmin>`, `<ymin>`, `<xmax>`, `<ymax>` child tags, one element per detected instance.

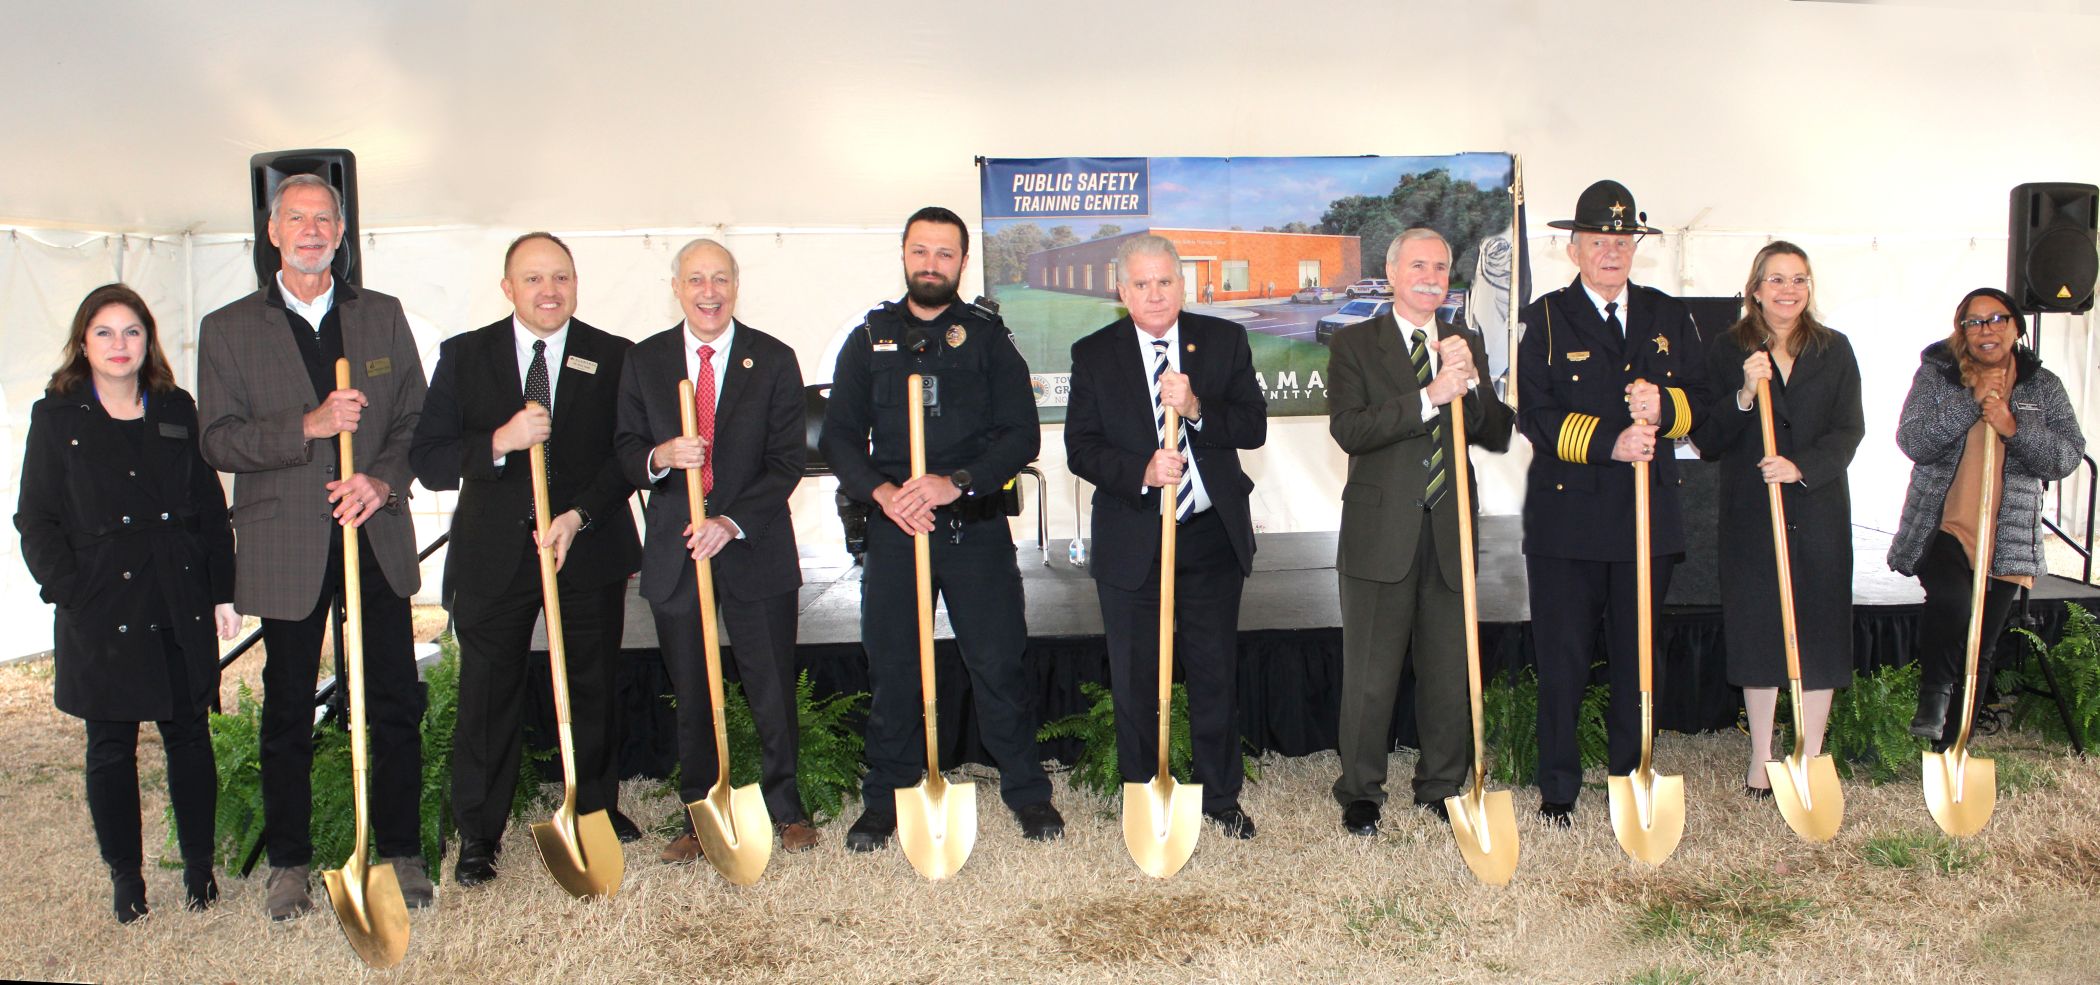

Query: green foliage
<box><xmin>650</xmin><ymin>673</ymin><xmax>868</xmax><ymax>831</ymax></box>
<box><xmin>1860</xmin><ymin>831</ymin><xmax>1983</xmax><ymax>875</ymax></box>
<box><xmin>2002</xmin><ymin>602</ymin><xmax>2100</xmax><ymax>750</ymax></box>
<box><xmin>1481</xmin><ymin>666</ymin><xmax>1608</xmax><ymax>786</ymax></box>
<box><xmin>1624</xmin><ymin>971</ymin><xmax>1702</xmax><ymax>985</ymax></box>
<box><xmin>1627</xmin><ymin>872</ymin><xmax>1816</xmax><ymax>957</ymax></box>
<box><xmin>1316</xmin><ymin>167</ymin><xmax>1513</xmax><ymax>289</ymax></box>
<box><xmin>1036</xmin><ymin>681</ymin><xmax>1257</xmax><ymax>799</ymax></box>
<box><xmin>1826</xmin><ymin>662</ymin><xmax>1929</xmax><ymax>784</ymax></box>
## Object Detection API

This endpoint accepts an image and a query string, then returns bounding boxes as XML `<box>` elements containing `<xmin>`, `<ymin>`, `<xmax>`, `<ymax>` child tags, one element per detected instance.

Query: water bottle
<box><xmin>1067</xmin><ymin>535</ymin><xmax>1088</xmax><ymax>568</ymax></box>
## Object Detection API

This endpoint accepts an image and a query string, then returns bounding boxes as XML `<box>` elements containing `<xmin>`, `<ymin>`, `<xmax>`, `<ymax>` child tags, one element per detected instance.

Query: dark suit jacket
<box><xmin>14</xmin><ymin>385</ymin><xmax>234</xmax><ymax>721</ymax></box>
<box><xmin>409</xmin><ymin>317</ymin><xmax>641</xmax><ymax>606</ymax></box>
<box><xmin>1326</xmin><ymin>314</ymin><xmax>1513</xmax><ymax>590</ymax></box>
<box><xmin>1066</xmin><ymin>312</ymin><xmax>1267</xmax><ymax>593</ymax></box>
<box><xmin>1515</xmin><ymin>278</ymin><xmax>1711</xmax><ymax>561</ymax></box>
<box><xmin>198</xmin><ymin>282</ymin><xmax>426</xmax><ymax>619</ymax></box>
<box><xmin>614</xmin><ymin>321</ymin><xmax>805</xmax><ymax>606</ymax></box>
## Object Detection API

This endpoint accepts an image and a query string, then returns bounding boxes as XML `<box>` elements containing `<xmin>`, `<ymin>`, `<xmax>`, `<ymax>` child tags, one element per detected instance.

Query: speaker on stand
<box><xmin>248</xmin><ymin>149</ymin><xmax>361</xmax><ymax>290</ymax></box>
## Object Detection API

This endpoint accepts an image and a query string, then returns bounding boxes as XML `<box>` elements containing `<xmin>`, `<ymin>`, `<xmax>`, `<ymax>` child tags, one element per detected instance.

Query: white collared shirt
<box><xmin>1395</xmin><ymin>309</ymin><xmax>1444</xmax><ymax>422</ymax></box>
<box><xmin>1133</xmin><ymin>321</ymin><xmax>1213</xmax><ymax>516</ymax></box>
<box><xmin>276</xmin><ymin>271</ymin><xmax>335</xmax><ymax>331</ymax></box>
<box><xmin>493</xmin><ymin>317</ymin><xmax>571</xmax><ymax>467</ymax></box>
<box><xmin>1581</xmin><ymin>279</ymin><xmax>1629</xmax><ymax>333</ymax></box>
<box><xmin>645</xmin><ymin>320</ymin><xmax>739</xmax><ymax>485</ymax></box>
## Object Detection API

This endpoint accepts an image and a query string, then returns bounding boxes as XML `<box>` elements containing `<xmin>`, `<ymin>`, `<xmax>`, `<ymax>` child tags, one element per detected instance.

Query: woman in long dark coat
<box><xmin>1693</xmin><ymin>243</ymin><xmax>1864</xmax><ymax>796</ymax></box>
<box><xmin>15</xmin><ymin>284</ymin><xmax>239</xmax><ymax>922</ymax></box>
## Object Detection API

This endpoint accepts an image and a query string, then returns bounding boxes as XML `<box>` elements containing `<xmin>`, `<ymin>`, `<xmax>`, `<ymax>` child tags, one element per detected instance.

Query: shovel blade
<box><xmin>531</xmin><ymin>805</ymin><xmax>626</xmax><ymax>899</ymax></box>
<box><xmin>1766</xmin><ymin>754</ymin><xmax>1845</xmax><ymax>843</ymax></box>
<box><xmin>1122</xmin><ymin>776</ymin><xmax>1203</xmax><ymax>879</ymax></box>
<box><xmin>689</xmin><ymin>782</ymin><xmax>774</xmax><ymax>886</ymax></box>
<box><xmin>1923</xmin><ymin>749</ymin><xmax>1996</xmax><ymax>838</ymax></box>
<box><xmin>321</xmin><ymin>858</ymin><xmax>410</xmax><ymax>970</ymax></box>
<box><xmin>1445</xmin><ymin>787</ymin><xmax>1521</xmax><ymax>886</ymax></box>
<box><xmin>1607</xmin><ymin>771</ymin><xmax>1686</xmax><ymax>866</ymax></box>
<box><xmin>896</xmin><ymin>777</ymin><xmax>977</xmax><ymax>880</ymax></box>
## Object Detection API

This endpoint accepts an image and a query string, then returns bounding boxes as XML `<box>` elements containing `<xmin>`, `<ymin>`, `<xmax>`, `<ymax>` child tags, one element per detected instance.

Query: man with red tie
<box><xmin>614</xmin><ymin>238</ymin><xmax>816</xmax><ymax>858</ymax></box>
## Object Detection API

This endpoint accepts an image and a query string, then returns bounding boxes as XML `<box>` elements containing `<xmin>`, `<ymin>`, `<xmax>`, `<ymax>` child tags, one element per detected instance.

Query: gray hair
<box><xmin>267</xmin><ymin>173</ymin><xmax>346</xmax><ymax>223</ymax></box>
<box><xmin>672</xmin><ymin>237</ymin><xmax>740</xmax><ymax>281</ymax></box>
<box><xmin>1385</xmin><ymin>227</ymin><xmax>1451</xmax><ymax>266</ymax></box>
<box><xmin>1115</xmin><ymin>233</ymin><xmax>1181</xmax><ymax>270</ymax></box>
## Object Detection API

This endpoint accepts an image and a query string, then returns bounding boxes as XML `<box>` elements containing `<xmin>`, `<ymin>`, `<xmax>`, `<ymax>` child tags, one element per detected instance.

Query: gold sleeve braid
<box><xmin>1662</xmin><ymin>387</ymin><xmax>1692</xmax><ymax>439</ymax></box>
<box><xmin>1557</xmin><ymin>413</ymin><xmax>1600</xmax><ymax>464</ymax></box>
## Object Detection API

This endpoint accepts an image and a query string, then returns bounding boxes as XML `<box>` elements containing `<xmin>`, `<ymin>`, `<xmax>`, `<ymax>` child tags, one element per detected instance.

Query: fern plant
<box><xmin>2003</xmin><ymin>601</ymin><xmax>2100</xmax><ymax>750</ymax></box>
<box><xmin>1826</xmin><ymin>661</ymin><xmax>1928</xmax><ymax>784</ymax></box>
<box><xmin>652</xmin><ymin>672</ymin><xmax>868</xmax><ymax>831</ymax></box>
<box><xmin>1481</xmin><ymin>666</ymin><xmax>1608</xmax><ymax>785</ymax></box>
<box><xmin>1035</xmin><ymin>681</ymin><xmax>1256</xmax><ymax>799</ymax></box>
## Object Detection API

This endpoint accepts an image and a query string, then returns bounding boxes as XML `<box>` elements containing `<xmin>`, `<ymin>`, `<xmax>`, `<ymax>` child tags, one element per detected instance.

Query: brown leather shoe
<box><xmin>659</xmin><ymin>833</ymin><xmax>703</xmax><ymax>864</ymax></box>
<box><xmin>778</xmin><ymin>821</ymin><xmax>819</xmax><ymax>853</ymax></box>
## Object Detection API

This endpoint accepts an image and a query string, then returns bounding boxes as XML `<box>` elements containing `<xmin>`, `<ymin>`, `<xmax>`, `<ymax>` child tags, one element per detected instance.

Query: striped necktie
<box><xmin>1150</xmin><ymin>338</ymin><xmax>1195</xmax><ymax>522</ymax></box>
<box><xmin>524</xmin><ymin>339</ymin><xmax>550</xmax><ymax>521</ymax></box>
<box><xmin>1411</xmin><ymin>329</ymin><xmax>1449</xmax><ymax>511</ymax></box>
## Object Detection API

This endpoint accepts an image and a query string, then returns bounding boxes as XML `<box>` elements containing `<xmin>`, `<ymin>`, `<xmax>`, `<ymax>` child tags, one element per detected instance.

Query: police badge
<box><xmin>946</xmin><ymin>324</ymin><xmax>967</xmax><ymax>348</ymax></box>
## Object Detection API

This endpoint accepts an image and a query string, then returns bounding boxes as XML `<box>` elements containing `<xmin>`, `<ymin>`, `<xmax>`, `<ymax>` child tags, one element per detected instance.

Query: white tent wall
<box><xmin>1</xmin><ymin>0</ymin><xmax>2095</xmax><ymax>655</ymax></box>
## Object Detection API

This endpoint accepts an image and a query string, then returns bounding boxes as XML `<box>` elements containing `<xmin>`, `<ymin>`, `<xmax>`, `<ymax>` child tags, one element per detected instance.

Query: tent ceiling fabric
<box><xmin>2</xmin><ymin>0</ymin><xmax>2095</xmax><ymax>236</ymax></box>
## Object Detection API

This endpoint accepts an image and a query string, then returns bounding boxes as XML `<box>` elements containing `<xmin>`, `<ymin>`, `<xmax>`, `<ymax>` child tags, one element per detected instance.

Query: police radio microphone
<box><xmin>904</xmin><ymin>327</ymin><xmax>932</xmax><ymax>355</ymax></box>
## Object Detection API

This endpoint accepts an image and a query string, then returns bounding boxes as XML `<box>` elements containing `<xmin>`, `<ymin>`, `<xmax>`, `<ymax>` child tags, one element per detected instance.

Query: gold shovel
<box><xmin>526</xmin><ymin>431</ymin><xmax>626</xmax><ymax>897</ymax></box>
<box><xmin>1441</xmin><ymin>380</ymin><xmax>1520</xmax><ymax>885</ymax></box>
<box><xmin>1755</xmin><ymin>379</ymin><xmax>1845</xmax><ymax>842</ymax></box>
<box><xmin>1123</xmin><ymin>408</ymin><xmax>1203</xmax><ymax>879</ymax></box>
<box><xmin>1924</xmin><ymin>426</ymin><xmax>1999</xmax><ymax>838</ymax></box>
<box><xmin>320</xmin><ymin>358</ymin><xmax>410</xmax><ymax>969</ymax></box>
<box><xmin>1608</xmin><ymin>403</ymin><xmax>1686</xmax><ymax>866</ymax></box>
<box><xmin>678</xmin><ymin>380</ymin><xmax>773</xmax><ymax>885</ymax></box>
<box><xmin>894</xmin><ymin>373</ymin><xmax>978</xmax><ymax>880</ymax></box>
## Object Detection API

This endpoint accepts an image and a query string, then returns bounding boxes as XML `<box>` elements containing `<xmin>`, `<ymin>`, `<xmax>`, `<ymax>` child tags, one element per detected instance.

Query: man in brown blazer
<box><xmin>1325</xmin><ymin>228</ymin><xmax>1511</xmax><ymax>837</ymax></box>
<box><xmin>197</xmin><ymin>174</ymin><xmax>431</xmax><ymax>919</ymax></box>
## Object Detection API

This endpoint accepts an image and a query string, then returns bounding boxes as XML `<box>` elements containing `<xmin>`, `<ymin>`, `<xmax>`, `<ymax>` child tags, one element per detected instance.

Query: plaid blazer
<box><xmin>197</xmin><ymin>281</ymin><xmax>426</xmax><ymax>620</ymax></box>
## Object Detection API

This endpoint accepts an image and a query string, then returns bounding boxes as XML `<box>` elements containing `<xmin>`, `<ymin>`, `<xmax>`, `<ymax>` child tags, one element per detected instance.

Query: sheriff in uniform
<box><xmin>821</xmin><ymin>206</ymin><xmax>1065</xmax><ymax>851</ymax></box>
<box><xmin>1516</xmin><ymin>180</ymin><xmax>1711</xmax><ymax>825</ymax></box>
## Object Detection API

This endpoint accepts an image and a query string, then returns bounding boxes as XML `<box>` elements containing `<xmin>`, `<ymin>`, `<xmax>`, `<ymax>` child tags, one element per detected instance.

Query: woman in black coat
<box><xmin>14</xmin><ymin>284</ymin><xmax>239</xmax><ymax>922</ymax></box>
<box><xmin>1693</xmin><ymin>243</ymin><xmax>1864</xmax><ymax>796</ymax></box>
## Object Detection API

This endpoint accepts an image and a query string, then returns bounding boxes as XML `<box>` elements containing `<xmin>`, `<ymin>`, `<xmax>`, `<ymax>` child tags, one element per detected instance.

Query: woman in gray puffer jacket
<box><xmin>1888</xmin><ymin>287</ymin><xmax>2085</xmax><ymax>748</ymax></box>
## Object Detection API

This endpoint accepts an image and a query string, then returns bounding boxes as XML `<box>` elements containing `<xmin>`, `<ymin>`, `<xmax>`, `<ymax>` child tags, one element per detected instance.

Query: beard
<box><xmin>283</xmin><ymin>244</ymin><xmax>338</xmax><ymax>276</ymax></box>
<box><xmin>906</xmin><ymin>271</ymin><xmax>959</xmax><ymax>310</ymax></box>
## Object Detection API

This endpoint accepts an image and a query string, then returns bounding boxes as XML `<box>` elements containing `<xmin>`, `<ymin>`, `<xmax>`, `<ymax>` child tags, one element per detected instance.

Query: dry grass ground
<box><xmin>1</xmin><ymin>650</ymin><xmax>2096</xmax><ymax>984</ymax></box>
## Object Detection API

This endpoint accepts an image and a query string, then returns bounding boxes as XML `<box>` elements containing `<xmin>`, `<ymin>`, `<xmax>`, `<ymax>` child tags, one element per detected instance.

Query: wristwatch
<box><xmin>573</xmin><ymin>507</ymin><xmax>594</xmax><ymax>531</ymax></box>
<box><xmin>949</xmin><ymin>469</ymin><xmax>973</xmax><ymax>496</ymax></box>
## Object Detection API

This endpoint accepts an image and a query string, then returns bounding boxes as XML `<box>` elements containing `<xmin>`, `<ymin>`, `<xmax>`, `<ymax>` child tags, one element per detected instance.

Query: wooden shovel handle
<box><xmin>1756</xmin><ymin>379</ymin><xmax>1806</xmax><ymax>683</ymax></box>
<box><xmin>1157</xmin><ymin>409</ymin><xmax>1179</xmax><ymax>778</ymax></box>
<box><xmin>1448</xmin><ymin>383</ymin><xmax>1489</xmax><ymax>784</ymax></box>
<box><xmin>528</xmin><ymin>431</ymin><xmax>584</xmax><ymax>797</ymax></box>
<box><xmin>333</xmin><ymin>358</ymin><xmax>372</xmax><ymax>861</ymax></box>
<box><xmin>1954</xmin><ymin>427</ymin><xmax>2000</xmax><ymax>747</ymax></box>
<box><xmin>907</xmin><ymin>374</ymin><xmax>942</xmax><ymax>773</ymax></box>
<box><xmin>1633</xmin><ymin>386</ymin><xmax>1654</xmax><ymax>695</ymax></box>
<box><xmin>678</xmin><ymin>380</ymin><xmax>734</xmax><ymax>788</ymax></box>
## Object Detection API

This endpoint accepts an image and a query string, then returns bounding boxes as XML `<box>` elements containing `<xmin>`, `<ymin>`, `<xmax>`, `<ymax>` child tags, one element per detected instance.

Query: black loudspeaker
<box><xmin>248</xmin><ymin>149</ymin><xmax>361</xmax><ymax>290</ymax></box>
<box><xmin>2007</xmin><ymin>182</ymin><xmax>2097</xmax><ymax>314</ymax></box>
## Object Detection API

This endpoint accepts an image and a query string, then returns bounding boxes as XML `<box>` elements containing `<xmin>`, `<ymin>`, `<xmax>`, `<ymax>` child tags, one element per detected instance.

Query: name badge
<box><xmin>1566</xmin><ymin>351</ymin><xmax>1591</xmax><ymax>362</ymax></box>
<box><xmin>158</xmin><ymin>422</ymin><xmax>189</xmax><ymax>439</ymax></box>
<box><xmin>566</xmin><ymin>355</ymin><xmax>599</xmax><ymax>374</ymax></box>
<box><xmin>364</xmin><ymin>356</ymin><xmax>393</xmax><ymax>377</ymax></box>
<box><xmin>2015</xmin><ymin>401</ymin><xmax>2040</xmax><ymax>412</ymax></box>
<box><xmin>872</xmin><ymin>342</ymin><xmax>898</xmax><ymax>352</ymax></box>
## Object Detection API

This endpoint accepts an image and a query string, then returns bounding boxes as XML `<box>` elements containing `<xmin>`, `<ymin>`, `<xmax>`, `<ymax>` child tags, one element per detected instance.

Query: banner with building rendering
<box><xmin>979</xmin><ymin>154</ymin><xmax>1519</xmax><ymax>420</ymax></box>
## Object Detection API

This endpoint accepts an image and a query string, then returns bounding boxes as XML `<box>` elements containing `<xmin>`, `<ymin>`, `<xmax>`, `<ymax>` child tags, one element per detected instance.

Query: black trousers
<box><xmin>84</xmin><ymin>629</ymin><xmax>215</xmax><ymax>875</ymax></box>
<box><xmin>1098</xmin><ymin>508</ymin><xmax>1246</xmax><ymax>813</ymax></box>
<box><xmin>449</xmin><ymin>541</ymin><xmax>627</xmax><ymax>842</ymax></box>
<box><xmin>1526</xmin><ymin>553</ymin><xmax>1674</xmax><ymax>805</ymax></box>
<box><xmin>1333</xmin><ymin>511</ymin><xmax>1471</xmax><ymax>807</ymax></box>
<box><xmin>1915</xmin><ymin>530</ymin><xmax>2022</xmax><ymax>734</ymax></box>
<box><xmin>652</xmin><ymin>566</ymin><xmax>805</xmax><ymax>825</ymax></box>
<box><xmin>858</xmin><ymin>514</ymin><xmax>1050</xmax><ymax>814</ymax></box>
<box><xmin>260</xmin><ymin>529</ymin><xmax>422</xmax><ymax>866</ymax></box>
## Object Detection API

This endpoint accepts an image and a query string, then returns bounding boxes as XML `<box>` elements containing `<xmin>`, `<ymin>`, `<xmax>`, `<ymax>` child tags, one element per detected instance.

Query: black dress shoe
<box><xmin>183</xmin><ymin>866</ymin><xmax>219</xmax><ymax>911</ymax></box>
<box><xmin>1910</xmin><ymin>686</ymin><xmax>1953</xmax><ymax>740</ymax></box>
<box><xmin>110</xmin><ymin>868</ymin><xmax>148</xmax><ymax>924</ymax></box>
<box><xmin>454</xmin><ymin>838</ymin><xmax>499</xmax><ymax>887</ymax></box>
<box><xmin>1538</xmin><ymin>800</ymin><xmax>1575</xmax><ymax>827</ymax></box>
<box><xmin>1744</xmin><ymin>784</ymin><xmax>1774</xmax><ymax>800</ymax></box>
<box><xmin>1341</xmin><ymin>799</ymin><xmax>1380</xmax><ymax>836</ymax></box>
<box><xmin>1204</xmin><ymin>806</ymin><xmax>1257</xmax><ymax>840</ymax></box>
<box><xmin>845</xmin><ymin>811</ymin><xmax>895</xmax><ymax>853</ymax></box>
<box><xmin>608</xmin><ymin>809</ymin><xmax>642</xmax><ymax>844</ymax></box>
<box><xmin>1014</xmin><ymin>801</ymin><xmax>1065</xmax><ymax>842</ymax></box>
<box><xmin>1414</xmin><ymin>798</ymin><xmax>1451</xmax><ymax>823</ymax></box>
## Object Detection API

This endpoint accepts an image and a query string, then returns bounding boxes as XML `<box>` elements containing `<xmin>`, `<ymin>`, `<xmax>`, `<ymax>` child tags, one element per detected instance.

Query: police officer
<box><xmin>822</xmin><ymin>206</ymin><xmax>1065</xmax><ymax>851</ymax></box>
<box><xmin>1516</xmin><ymin>180</ymin><xmax>1711</xmax><ymax>826</ymax></box>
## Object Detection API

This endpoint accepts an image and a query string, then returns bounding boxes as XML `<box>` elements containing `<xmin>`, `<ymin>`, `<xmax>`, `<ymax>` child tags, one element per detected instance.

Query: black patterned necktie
<box><xmin>525</xmin><ymin>339</ymin><xmax>550</xmax><ymax>520</ymax></box>
<box><xmin>1150</xmin><ymin>338</ymin><xmax>1195</xmax><ymax>522</ymax></box>
<box><xmin>1411</xmin><ymin>329</ymin><xmax>1449</xmax><ymax>510</ymax></box>
<box><xmin>1604</xmin><ymin>300</ymin><xmax>1624</xmax><ymax>339</ymax></box>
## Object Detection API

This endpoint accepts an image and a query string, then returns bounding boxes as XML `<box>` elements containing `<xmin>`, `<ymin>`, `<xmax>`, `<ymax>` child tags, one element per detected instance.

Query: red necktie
<box><xmin>694</xmin><ymin>344</ymin><xmax>716</xmax><ymax>495</ymax></box>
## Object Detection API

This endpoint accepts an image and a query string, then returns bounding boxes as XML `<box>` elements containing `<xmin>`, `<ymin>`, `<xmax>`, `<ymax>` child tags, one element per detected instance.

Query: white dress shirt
<box><xmin>1395</xmin><ymin>309</ymin><xmax>1445</xmax><ymax>422</ymax></box>
<box><xmin>492</xmin><ymin>317</ymin><xmax>570</xmax><ymax>468</ymax></box>
<box><xmin>1134</xmin><ymin>321</ymin><xmax>1213</xmax><ymax>516</ymax></box>
<box><xmin>276</xmin><ymin>271</ymin><xmax>335</xmax><ymax>331</ymax></box>
<box><xmin>1580</xmin><ymin>279</ymin><xmax>1629</xmax><ymax>333</ymax></box>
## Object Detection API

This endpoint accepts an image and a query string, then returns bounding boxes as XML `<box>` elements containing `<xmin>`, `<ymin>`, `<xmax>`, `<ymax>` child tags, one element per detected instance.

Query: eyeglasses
<box><xmin>1760</xmin><ymin>275</ymin><xmax>1811</xmax><ymax>289</ymax></box>
<box><xmin>1959</xmin><ymin>313</ymin><xmax>2015</xmax><ymax>330</ymax></box>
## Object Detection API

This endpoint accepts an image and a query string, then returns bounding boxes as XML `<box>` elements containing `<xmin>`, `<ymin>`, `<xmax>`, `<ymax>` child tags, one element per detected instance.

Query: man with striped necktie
<box><xmin>1325</xmin><ymin>229</ymin><xmax>1512</xmax><ymax>838</ymax></box>
<box><xmin>1067</xmin><ymin>234</ymin><xmax>1268</xmax><ymax>839</ymax></box>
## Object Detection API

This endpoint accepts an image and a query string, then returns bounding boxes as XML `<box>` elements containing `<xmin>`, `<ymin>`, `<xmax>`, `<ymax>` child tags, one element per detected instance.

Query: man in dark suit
<box><xmin>409</xmin><ymin>233</ymin><xmax>643</xmax><ymax>887</ymax></box>
<box><xmin>1326</xmin><ymin>229</ymin><xmax>1513</xmax><ymax>836</ymax></box>
<box><xmin>1516</xmin><ymin>180</ymin><xmax>1711</xmax><ymax>825</ymax></box>
<box><xmin>197</xmin><ymin>174</ymin><xmax>430</xmax><ymax>918</ymax></box>
<box><xmin>614</xmin><ymin>238</ymin><xmax>817</xmax><ymax>859</ymax></box>
<box><xmin>1065</xmin><ymin>234</ymin><xmax>1268</xmax><ymax>838</ymax></box>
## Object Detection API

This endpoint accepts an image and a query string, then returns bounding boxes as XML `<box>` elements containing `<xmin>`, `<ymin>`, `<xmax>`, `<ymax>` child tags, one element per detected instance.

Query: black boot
<box><xmin>183</xmin><ymin>866</ymin><xmax>219</xmax><ymax>911</ymax></box>
<box><xmin>1910</xmin><ymin>684</ymin><xmax>1953</xmax><ymax>740</ymax></box>
<box><xmin>111</xmin><ymin>867</ymin><xmax>148</xmax><ymax>924</ymax></box>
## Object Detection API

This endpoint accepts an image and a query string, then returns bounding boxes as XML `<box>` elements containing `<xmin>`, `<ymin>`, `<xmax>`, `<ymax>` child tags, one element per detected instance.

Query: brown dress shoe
<box><xmin>659</xmin><ymin>833</ymin><xmax>703</xmax><ymax>864</ymax></box>
<box><xmin>778</xmin><ymin>821</ymin><xmax>819</xmax><ymax>853</ymax></box>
